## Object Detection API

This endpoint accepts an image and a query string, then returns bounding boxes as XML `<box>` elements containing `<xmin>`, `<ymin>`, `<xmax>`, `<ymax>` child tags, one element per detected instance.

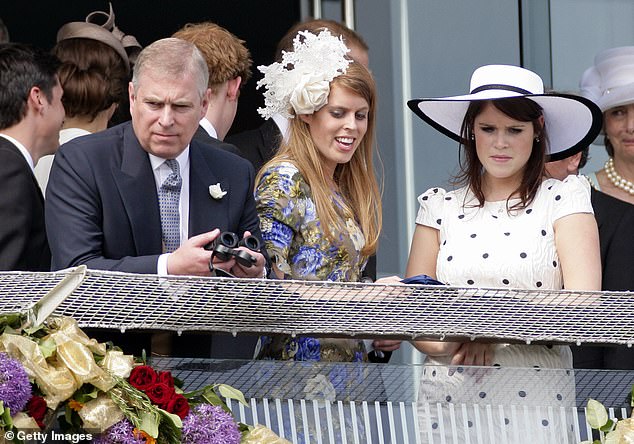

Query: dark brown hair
<box><xmin>457</xmin><ymin>97</ymin><xmax>547</xmax><ymax>210</ymax></box>
<box><xmin>0</xmin><ymin>43</ymin><xmax>60</xmax><ymax>129</ymax></box>
<box><xmin>53</xmin><ymin>38</ymin><xmax>128</xmax><ymax>120</ymax></box>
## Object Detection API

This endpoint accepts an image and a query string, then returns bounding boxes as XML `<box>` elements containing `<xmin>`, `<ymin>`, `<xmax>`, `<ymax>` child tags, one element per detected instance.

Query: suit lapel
<box><xmin>112</xmin><ymin>125</ymin><xmax>162</xmax><ymax>254</ymax></box>
<box><xmin>0</xmin><ymin>139</ymin><xmax>45</xmax><ymax>205</ymax></box>
<box><xmin>189</xmin><ymin>142</ymin><xmax>229</xmax><ymax>236</ymax></box>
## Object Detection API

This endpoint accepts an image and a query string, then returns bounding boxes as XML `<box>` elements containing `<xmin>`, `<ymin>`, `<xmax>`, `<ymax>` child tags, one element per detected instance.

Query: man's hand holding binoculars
<box><xmin>166</xmin><ymin>228</ymin><xmax>266</xmax><ymax>278</ymax></box>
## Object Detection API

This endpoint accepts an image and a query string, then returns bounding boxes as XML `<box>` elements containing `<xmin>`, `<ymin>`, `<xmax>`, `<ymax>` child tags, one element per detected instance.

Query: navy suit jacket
<box><xmin>193</xmin><ymin>125</ymin><xmax>242</xmax><ymax>156</ymax></box>
<box><xmin>0</xmin><ymin>137</ymin><xmax>50</xmax><ymax>271</ymax></box>
<box><xmin>46</xmin><ymin>121</ymin><xmax>262</xmax><ymax>273</ymax></box>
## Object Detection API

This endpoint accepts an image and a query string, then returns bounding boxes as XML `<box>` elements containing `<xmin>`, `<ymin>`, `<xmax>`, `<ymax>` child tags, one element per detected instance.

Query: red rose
<box><xmin>129</xmin><ymin>365</ymin><xmax>158</xmax><ymax>391</ymax></box>
<box><xmin>158</xmin><ymin>371</ymin><xmax>174</xmax><ymax>388</ymax></box>
<box><xmin>146</xmin><ymin>383</ymin><xmax>175</xmax><ymax>406</ymax></box>
<box><xmin>26</xmin><ymin>396</ymin><xmax>47</xmax><ymax>428</ymax></box>
<box><xmin>165</xmin><ymin>394</ymin><xmax>190</xmax><ymax>419</ymax></box>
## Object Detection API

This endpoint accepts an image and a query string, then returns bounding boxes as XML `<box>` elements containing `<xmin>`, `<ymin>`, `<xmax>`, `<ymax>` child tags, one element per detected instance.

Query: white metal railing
<box><xmin>149</xmin><ymin>358</ymin><xmax>633</xmax><ymax>444</ymax></box>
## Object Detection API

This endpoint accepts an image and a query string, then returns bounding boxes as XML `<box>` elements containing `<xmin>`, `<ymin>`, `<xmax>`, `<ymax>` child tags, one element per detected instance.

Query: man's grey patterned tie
<box><xmin>158</xmin><ymin>159</ymin><xmax>182</xmax><ymax>253</ymax></box>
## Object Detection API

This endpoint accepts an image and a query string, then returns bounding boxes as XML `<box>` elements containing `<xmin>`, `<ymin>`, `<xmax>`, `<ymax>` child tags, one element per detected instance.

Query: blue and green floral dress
<box><xmin>254</xmin><ymin>161</ymin><xmax>368</xmax><ymax>362</ymax></box>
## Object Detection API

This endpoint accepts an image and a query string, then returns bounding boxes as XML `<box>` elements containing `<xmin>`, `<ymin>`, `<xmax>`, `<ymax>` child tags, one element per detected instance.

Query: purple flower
<box><xmin>290</xmin><ymin>337</ymin><xmax>321</xmax><ymax>361</ymax></box>
<box><xmin>182</xmin><ymin>404</ymin><xmax>241</xmax><ymax>444</ymax></box>
<box><xmin>93</xmin><ymin>419</ymin><xmax>146</xmax><ymax>444</ymax></box>
<box><xmin>0</xmin><ymin>353</ymin><xmax>31</xmax><ymax>414</ymax></box>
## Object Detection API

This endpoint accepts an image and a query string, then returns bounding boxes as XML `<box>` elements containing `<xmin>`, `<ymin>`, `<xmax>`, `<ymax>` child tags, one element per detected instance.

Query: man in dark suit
<box><xmin>46</xmin><ymin>38</ymin><xmax>266</xmax><ymax>356</ymax></box>
<box><xmin>0</xmin><ymin>43</ymin><xmax>64</xmax><ymax>271</ymax></box>
<box><xmin>173</xmin><ymin>22</ymin><xmax>251</xmax><ymax>155</ymax></box>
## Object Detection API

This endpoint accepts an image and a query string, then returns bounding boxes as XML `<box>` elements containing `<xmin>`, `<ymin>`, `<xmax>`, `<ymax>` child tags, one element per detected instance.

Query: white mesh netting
<box><xmin>1</xmin><ymin>267</ymin><xmax>632</xmax><ymax>346</ymax></box>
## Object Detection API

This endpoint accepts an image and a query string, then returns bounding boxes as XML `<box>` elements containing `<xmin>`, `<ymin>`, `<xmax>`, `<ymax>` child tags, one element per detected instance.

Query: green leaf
<box><xmin>599</xmin><ymin>418</ymin><xmax>615</xmax><ymax>432</ymax></box>
<box><xmin>605</xmin><ymin>430</ymin><xmax>622</xmax><ymax>444</ymax></box>
<box><xmin>75</xmin><ymin>390</ymin><xmax>99</xmax><ymax>403</ymax></box>
<box><xmin>218</xmin><ymin>384</ymin><xmax>248</xmax><ymax>407</ymax></box>
<box><xmin>139</xmin><ymin>411</ymin><xmax>160</xmax><ymax>438</ymax></box>
<box><xmin>173</xmin><ymin>376</ymin><xmax>185</xmax><ymax>389</ymax></box>
<box><xmin>38</xmin><ymin>336</ymin><xmax>57</xmax><ymax>358</ymax></box>
<box><xmin>631</xmin><ymin>384</ymin><xmax>634</xmax><ymax>408</ymax></box>
<box><xmin>586</xmin><ymin>398</ymin><xmax>608</xmax><ymax>429</ymax></box>
<box><xmin>159</xmin><ymin>408</ymin><xmax>183</xmax><ymax>429</ymax></box>
<box><xmin>24</xmin><ymin>323</ymin><xmax>46</xmax><ymax>336</ymax></box>
<box><xmin>0</xmin><ymin>313</ymin><xmax>24</xmax><ymax>333</ymax></box>
<box><xmin>202</xmin><ymin>390</ymin><xmax>225</xmax><ymax>407</ymax></box>
<box><xmin>63</xmin><ymin>404</ymin><xmax>73</xmax><ymax>425</ymax></box>
<box><xmin>1</xmin><ymin>402</ymin><xmax>13</xmax><ymax>429</ymax></box>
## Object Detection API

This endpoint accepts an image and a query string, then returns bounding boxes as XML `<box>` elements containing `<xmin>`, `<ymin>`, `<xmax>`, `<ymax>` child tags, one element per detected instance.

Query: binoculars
<box><xmin>204</xmin><ymin>231</ymin><xmax>261</xmax><ymax>268</ymax></box>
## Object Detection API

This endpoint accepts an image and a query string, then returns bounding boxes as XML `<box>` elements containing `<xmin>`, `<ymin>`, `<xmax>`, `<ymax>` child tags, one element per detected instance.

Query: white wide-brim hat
<box><xmin>408</xmin><ymin>65</ymin><xmax>602</xmax><ymax>161</ymax></box>
<box><xmin>580</xmin><ymin>46</ymin><xmax>634</xmax><ymax>112</ymax></box>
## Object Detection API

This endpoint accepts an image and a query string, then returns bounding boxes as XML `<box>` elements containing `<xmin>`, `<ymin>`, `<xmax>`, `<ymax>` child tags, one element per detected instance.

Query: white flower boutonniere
<box><xmin>209</xmin><ymin>183</ymin><xmax>227</xmax><ymax>200</ymax></box>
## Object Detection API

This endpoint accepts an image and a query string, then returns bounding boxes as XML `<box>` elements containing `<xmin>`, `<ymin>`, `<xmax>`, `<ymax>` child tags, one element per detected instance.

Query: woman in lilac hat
<box><xmin>583</xmin><ymin>46</ymin><xmax>634</xmax><ymax>206</ymax></box>
<box><xmin>407</xmin><ymin>64</ymin><xmax>602</xmax><ymax>442</ymax></box>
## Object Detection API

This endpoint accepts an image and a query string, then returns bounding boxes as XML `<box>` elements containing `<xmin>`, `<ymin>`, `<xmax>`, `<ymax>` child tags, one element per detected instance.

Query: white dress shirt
<box><xmin>35</xmin><ymin>127</ymin><xmax>91</xmax><ymax>194</ymax></box>
<box><xmin>199</xmin><ymin>117</ymin><xmax>218</xmax><ymax>139</ymax></box>
<box><xmin>0</xmin><ymin>133</ymin><xmax>34</xmax><ymax>171</ymax></box>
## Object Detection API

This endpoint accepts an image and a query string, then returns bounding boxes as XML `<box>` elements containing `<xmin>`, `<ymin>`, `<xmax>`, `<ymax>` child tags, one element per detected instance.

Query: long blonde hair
<box><xmin>257</xmin><ymin>62</ymin><xmax>382</xmax><ymax>257</ymax></box>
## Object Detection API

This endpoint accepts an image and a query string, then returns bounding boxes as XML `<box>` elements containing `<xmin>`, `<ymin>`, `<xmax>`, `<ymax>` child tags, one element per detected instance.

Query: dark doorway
<box><xmin>0</xmin><ymin>0</ymin><xmax>301</xmax><ymax>134</ymax></box>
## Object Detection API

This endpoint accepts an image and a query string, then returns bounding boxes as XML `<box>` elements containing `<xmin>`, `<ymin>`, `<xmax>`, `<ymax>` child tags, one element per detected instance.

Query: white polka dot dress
<box><xmin>415</xmin><ymin>176</ymin><xmax>593</xmax><ymax>443</ymax></box>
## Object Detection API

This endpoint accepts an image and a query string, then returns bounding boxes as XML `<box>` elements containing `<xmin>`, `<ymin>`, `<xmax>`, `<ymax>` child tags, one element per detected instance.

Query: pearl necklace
<box><xmin>604</xmin><ymin>157</ymin><xmax>634</xmax><ymax>195</ymax></box>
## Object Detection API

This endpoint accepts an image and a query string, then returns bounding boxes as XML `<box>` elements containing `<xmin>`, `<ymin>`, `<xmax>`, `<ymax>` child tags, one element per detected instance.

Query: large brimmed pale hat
<box><xmin>580</xmin><ymin>46</ymin><xmax>634</xmax><ymax>113</ymax></box>
<box><xmin>408</xmin><ymin>64</ymin><xmax>602</xmax><ymax>161</ymax></box>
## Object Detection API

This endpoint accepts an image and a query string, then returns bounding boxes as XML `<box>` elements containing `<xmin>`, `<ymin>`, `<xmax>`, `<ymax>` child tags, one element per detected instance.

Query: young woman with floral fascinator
<box><xmin>253</xmin><ymin>30</ymin><xmax>381</xmax><ymax>363</ymax></box>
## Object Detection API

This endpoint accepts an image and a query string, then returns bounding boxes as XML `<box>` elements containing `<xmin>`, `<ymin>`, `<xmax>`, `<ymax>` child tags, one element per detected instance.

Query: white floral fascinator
<box><xmin>256</xmin><ymin>30</ymin><xmax>352</xmax><ymax>119</ymax></box>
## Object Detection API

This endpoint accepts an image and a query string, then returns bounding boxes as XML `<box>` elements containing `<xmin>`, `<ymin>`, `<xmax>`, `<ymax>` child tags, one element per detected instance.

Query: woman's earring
<box><xmin>469</xmin><ymin>134</ymin><xmax>475</xmax><ymax>141</ymax></box>
<box><xmin>534</xmin><ymin>135</ymin><xmax>540</xmax><ymax>143</ymax></box>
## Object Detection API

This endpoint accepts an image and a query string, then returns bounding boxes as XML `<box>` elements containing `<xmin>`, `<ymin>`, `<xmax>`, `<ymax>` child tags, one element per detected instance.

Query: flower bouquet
<box><xmin>0</xmin><ymin>310</ymin><xmax>289</xmax><ymax>443</ymax></box>
<box><xmin>581</xmin><ymin>385</ymin><xmax>633</xmax><ymax>444</ymax></box>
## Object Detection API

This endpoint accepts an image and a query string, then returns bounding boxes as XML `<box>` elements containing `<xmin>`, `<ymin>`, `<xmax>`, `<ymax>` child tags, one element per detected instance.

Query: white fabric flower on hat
<box><xmin>256</xmin><ymin>30</ymin><xmax>352</xmax><ymax>119</ymax></box>
<box><xmin>208</xmin><ymin>183</ymin><xmax>227</xmax><ymax>200</ymax></box>
<box><xmin>289</xmin><ymin>75</ymin><xmax>330</xmax><ymax>115</ymax></box>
